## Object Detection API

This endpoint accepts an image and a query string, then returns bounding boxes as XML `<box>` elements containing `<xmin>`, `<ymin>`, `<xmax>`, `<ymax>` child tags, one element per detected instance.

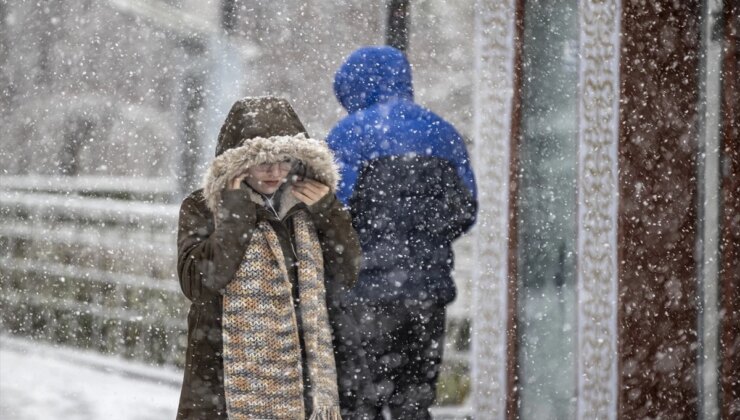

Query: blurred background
<box><xmin>0</xmin><ymin>1</ymin><xmax>477</xmax><ymax>418</ymax></box>
<box><xmin>0</xmin><ymin>1</ymin><xmax>738</xmax><ymax>419</ymax></box>
<box><xmin>0</xmin><ymin>0</ymin><xmax>474</xmax><ymax>193</ymax></box>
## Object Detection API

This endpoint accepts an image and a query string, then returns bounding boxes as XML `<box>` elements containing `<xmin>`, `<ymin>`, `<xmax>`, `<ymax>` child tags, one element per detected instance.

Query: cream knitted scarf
<box><xmin>222</xmin><ymin>210</ymin><xmax>341</xmax><ymax>420</ymax></box>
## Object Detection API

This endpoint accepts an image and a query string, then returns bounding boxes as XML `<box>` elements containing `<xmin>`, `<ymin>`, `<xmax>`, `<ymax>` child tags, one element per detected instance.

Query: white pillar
<box><xmin>471</xmin><ymin>1</ymin><xmax>518</xmax><ymax>419</ymax></box>
<box><xmin>575</xmin><ymin>1</ymin><xmax>621</xmax><ymax>419</ymax></box>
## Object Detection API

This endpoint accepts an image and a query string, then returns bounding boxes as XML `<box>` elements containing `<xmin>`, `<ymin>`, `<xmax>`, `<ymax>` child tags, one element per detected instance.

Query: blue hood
<box><xmin>333</xmin><ymin>46</ymin><xmax>414</xmax><ymax>113</ymax></box>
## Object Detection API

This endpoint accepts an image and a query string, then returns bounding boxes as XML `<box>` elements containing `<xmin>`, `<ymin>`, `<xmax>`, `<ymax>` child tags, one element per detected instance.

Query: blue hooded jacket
<box><xmin>327</xmin><ymin>46</ymin><xmax>478</xmax><ymax>305</ymax></box>
<box><xmin>328</xmin><ymin>46</ymin><xmax>477</xmax><ymax>204</ymax></box>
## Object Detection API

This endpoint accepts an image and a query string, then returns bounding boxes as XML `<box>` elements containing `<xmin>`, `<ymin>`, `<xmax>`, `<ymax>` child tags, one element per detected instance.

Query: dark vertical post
<box><xmin>221</xmin><ymin>0</ymin><xmax>238</xmax><ymax>35</ymax></box>
<box><xmin>175</xmin><ymin>35</ymin><xmax>207</xmax><ymax>199</ymax></box>
<box><xmin>0</xmin><ymin>3</ymin><xmax>11</xmax><ymax>112</ymax></box>
<box><xmin>619</xmin><ymin>0</ymin><xmax>702</xmax><ymax>418</ymax></box>
<box><xmin>36</xmin><ymin>1</ymin><xmax>56</xmax><ymax>87</ymax></box>
<box><xmin>507</xmin><ymin>2</ymin><xmax>526</xmax><ymax>417</ymax></box>
<box><xmin>60</xmin><ymin>119</ymin><xmax>93</xmax><ymax>176</ymax></box>
<box><xmin>386</xmin><ymin>0</ymin><xmax>410</xmax><ymax>52</ymax></box>
<box><xmin>180</xmin><ymin>73</ymin><xmax>205</xmax><ymax>196</ymax></box>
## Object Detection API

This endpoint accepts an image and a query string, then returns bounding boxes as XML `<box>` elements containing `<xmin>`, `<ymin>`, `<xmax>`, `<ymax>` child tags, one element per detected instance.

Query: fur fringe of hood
<box><xmin>202</xmin><ymin>133</ymin><xmax>339</xmax><ymax>214</ymax></box>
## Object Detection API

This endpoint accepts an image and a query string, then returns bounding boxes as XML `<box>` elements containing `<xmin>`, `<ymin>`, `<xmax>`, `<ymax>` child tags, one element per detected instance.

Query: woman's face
<box><xmin>244</xmin><ymin>160</ymin><xmax>292</xmax><ymax>195</ymax></box>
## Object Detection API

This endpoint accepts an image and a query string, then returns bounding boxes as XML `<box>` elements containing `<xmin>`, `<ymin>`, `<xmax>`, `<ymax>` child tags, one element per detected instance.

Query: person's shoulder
<box><xmin>182</xmin><ymin>188</ymin><xmax>205</xmax><ymax>202</ymax></box>
<box><xmin>413</xmin><ymin>104</ymin><xmax>453</xmax><ymax>126</ymax></box>
<box><xmin>389</xmin><ymin>100</ymin><xmax>452</xmax><ymax>127</ymax></box>
<box><xmin>420</xmin><ymin>107</ymin><xmax>462</xmax><ymax>139</ymax></box>
<box><xmin>329</xmin><ymin>113</ymin><xmax>356</xmax><ymax>132</ymax></box>
<box><xmin>179</xmin><ymin>189</ymin><xmax>208</xmax><ymax>214</ymax></box>
<box><xmin>328</xmin><ymin>110</ymin><xmax>374</xmax><ymax>142</ymax></box>
<box><xmin>336</xmin><ymin>107</ymin><xmax>375</xmax><ymax>126</ymax></box>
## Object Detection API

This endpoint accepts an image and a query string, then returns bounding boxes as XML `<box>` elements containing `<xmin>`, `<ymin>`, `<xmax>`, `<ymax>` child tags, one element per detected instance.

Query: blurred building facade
<box><xmin>0</xmin><ymin>0</ymin><xmax>475</xmax><ymax>196</ymax></box>
<box><xmin>470</xmin><ymin>0</ymin><xmax>739</xmax><ymax>419</ymax></box>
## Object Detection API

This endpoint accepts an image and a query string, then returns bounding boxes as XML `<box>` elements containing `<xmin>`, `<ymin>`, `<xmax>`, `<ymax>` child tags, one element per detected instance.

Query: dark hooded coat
<box><xmin>176</xmin><ymin>97</ymin><xmax>362</xmax><ymax>419</ymax></box>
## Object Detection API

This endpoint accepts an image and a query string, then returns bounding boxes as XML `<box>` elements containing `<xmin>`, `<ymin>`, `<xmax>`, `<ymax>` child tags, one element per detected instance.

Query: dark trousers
<box><xmin>352</xmin><ymin>302</ymin><xmax>446</xmax><ymax>420</ymax></box>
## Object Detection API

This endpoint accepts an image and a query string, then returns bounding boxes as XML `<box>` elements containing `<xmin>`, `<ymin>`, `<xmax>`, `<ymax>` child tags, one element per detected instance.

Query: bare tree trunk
<box><xmin>178</xmin><ymin>70</ymin><xmax>206</xmax><ymax>197</ymax></box>
<box><xmin>386</xmin><ymin>0</ymin><xmax>410</xmax><ymax>52</ymax></box>
<box><xmin>221</xmin><ymin>0</ymin><xmax>238</xmax><ymax>35</ymax></box>
<box><xmin>60</xmin><ymin>118</ymin><xmax>94</xmax><ymax>176</ymax></box>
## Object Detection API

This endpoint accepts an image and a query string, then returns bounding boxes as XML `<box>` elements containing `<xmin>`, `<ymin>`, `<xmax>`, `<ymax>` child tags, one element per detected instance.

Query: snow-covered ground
<box><xmin>0</xmin><ymin>335</ymin><xmax>181</xmax><ymax>420</ymax></box>
<box><xmin>0</xmin><ymin>334</ymin><xmax>472</xmax><ymax>419</ymax></box>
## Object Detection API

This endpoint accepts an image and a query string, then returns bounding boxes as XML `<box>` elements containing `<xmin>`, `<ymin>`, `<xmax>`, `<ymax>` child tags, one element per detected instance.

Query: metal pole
<box><xmin>221</xmin><ymin>0</ymin><xmax>238</xmax><ymax>35</ymax></box>
<box><xmin>386</xmin><ymin>0</ymin><xmax>410</xmax><ymax>52</ymax></box>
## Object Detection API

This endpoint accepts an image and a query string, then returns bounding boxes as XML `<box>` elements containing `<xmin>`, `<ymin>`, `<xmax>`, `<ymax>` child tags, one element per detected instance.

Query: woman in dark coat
<box><xmin>176</xmin><ymin>97</ymin><xmax>362</xmax><ymax>419</ymax></box>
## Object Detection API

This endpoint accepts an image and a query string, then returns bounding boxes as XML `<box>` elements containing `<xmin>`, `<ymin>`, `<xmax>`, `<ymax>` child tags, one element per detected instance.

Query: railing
<box><xmin>0</xmin><ymin>174</ymin><xmax>178</xmax><ymax>201</ymax></box>
<box><xmin>0</xmin><ymin>176</ymin><xmax>187</xmax><ymax>366</ymax></box>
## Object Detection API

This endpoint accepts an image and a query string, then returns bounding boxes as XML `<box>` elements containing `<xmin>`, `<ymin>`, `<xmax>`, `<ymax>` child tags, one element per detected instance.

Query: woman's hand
<box><xmin>291</xmin><ymin>179</ymin><xmax>330</xmax><ymax>206</ymax></box>
<box><xmin>229</xmin><ymin>173</ymin><xmax>248</xmax><ymax>190</ymax></box>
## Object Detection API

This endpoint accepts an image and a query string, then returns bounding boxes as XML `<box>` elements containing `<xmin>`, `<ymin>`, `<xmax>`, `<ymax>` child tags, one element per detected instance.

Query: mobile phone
<box><xmin>286</xmin><ymin>160</ymin><xmax>307</xmax><ymax>184</ymax></box>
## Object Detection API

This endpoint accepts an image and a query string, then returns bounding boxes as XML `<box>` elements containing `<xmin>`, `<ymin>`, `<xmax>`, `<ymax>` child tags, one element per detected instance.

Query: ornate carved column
<box><xmin>471</xmin><ymin>0</ymin><xmax>521</xmax><ymax>418</ymax></box>
<box><xmin>576</xmin><ymin>1</ymin><xmax>621</xmax><ymax>418</ymax></box>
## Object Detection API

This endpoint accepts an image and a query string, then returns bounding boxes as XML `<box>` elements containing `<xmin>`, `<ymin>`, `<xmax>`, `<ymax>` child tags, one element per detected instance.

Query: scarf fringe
<box><xmin>308</xmin><ymin>406</ymin><xmax>342</xmax><ymax>420</ymax></box>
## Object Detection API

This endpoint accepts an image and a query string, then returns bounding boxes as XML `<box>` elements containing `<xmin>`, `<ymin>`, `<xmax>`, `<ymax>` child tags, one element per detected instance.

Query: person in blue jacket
<box><xmin>327</xmin><ymin>46</ymin><xmax>478</xmax><ymax>419</ymax></box>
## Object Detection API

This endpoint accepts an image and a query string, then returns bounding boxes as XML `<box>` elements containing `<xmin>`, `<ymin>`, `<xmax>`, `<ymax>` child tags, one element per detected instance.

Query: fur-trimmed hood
<box><xmin>202</xmin><ymin>96</ymin><xmax>339</xmax><ymax>216</ymax></box>
<box><xmin>203</xmin><ymin>134</ymin><xmax>339</xmax><ymax>215</ymax></box>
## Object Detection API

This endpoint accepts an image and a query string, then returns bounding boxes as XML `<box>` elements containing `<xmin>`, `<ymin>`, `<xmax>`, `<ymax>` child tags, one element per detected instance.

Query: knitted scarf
<box><xmin>222</xmin><ymin>210</ymin><xmax>341</xmax><ymax>420</ymax></box>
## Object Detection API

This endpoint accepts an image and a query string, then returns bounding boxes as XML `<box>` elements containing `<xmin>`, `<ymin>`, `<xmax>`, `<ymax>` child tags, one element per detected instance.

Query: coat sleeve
<box><xmin>326</xmin><ymin>121</ymin><xmax>364</xmax><ymax>205</ymax></box>
<box><xmin>410</xmin><ymin>168</ymin><xmax>477</xmax><ymax>242</ymax></box>
<box><xmin>177</xmin><ymin>190</ymin><xmax>258</xmax><ymax>301</ymax></box>
<box><xmin>431</xmin><ymin>114</ymin><xmax>478</xmax><ymax>207</ymax></box>
<box><xmin>433</xmin><ymin>167</ymin><xmax>477</xmax><ymax>241</ymax></box>
<box><xmin>307</xmin><ymin>193</ymin><xmax>361</xmax><ymax>292</ymax></box>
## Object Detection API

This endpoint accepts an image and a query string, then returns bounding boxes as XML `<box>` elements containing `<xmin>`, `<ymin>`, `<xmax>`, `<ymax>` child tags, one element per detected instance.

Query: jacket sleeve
<box><xmin>308</xmin><ymin>193</ymin><xmax>361</xmax><ymax>292</ymax></box>
<box><xmin>435</xmin><ymin>116</ymin><xmax>478</xmax><ymax>209</ymax></box>
<box><xmin>423</xmin><ymin>166</ymin><xmax>477</xmax><ymax>242</ymax></box>
<box><xmin>177</xmin><ymin>190</ymin><xmax>258</xmax><ymax>301</ymax></box>
<box><xmin>439</xmin><ymin>168</ymin><xmax>477</xmax><ymax>241</ymax></box>
<box><xmin>326</xmin><ymin>121</ymin><xmax>364</xmax><ymax>205</ymax></box>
